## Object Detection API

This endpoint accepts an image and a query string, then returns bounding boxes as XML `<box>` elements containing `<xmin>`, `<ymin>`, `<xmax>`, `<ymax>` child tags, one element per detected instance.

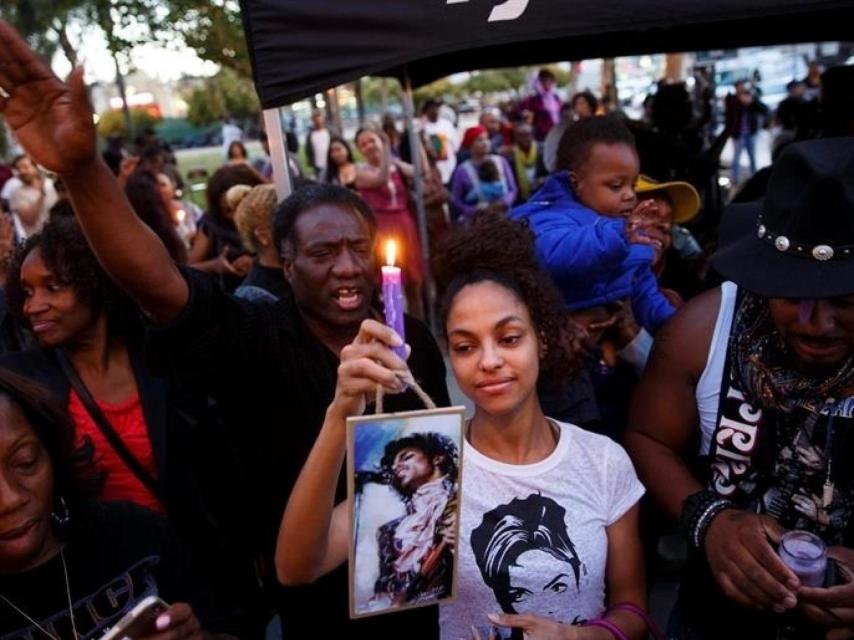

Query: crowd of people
<box><xmin>0</xmin><ymin>18</ymin><xmax>853</xmax><ymax>640</ymax></box>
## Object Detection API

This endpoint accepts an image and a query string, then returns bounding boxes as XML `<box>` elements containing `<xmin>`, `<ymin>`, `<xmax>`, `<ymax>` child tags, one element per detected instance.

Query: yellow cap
<box><xmin>635</xmin><ymin>174</ymin><xmax>701</xmax><ymax>224</ymax></box>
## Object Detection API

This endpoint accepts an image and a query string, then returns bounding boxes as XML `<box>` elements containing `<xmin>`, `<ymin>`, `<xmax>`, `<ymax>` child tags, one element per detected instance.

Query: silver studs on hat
<box><xmin>812</xmin><ymin>245</ymin><xmax>834</xmax><ymax>261</ymax></box>
<box><xmin>754</xmin><ymin>215</ymin><xmax>853</xmax><ymax>261</ymax></box>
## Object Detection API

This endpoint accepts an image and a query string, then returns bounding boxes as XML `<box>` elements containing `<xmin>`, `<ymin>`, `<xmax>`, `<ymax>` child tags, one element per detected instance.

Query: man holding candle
<box><xmin>625</xmin><ymin>137</ymin><xmax>854</xmax><ymax>639</ymax></box>
<box><xmin>0</xmin><ymin>22</ymin><xmax>451</xmax><ymax>638</ymax></box>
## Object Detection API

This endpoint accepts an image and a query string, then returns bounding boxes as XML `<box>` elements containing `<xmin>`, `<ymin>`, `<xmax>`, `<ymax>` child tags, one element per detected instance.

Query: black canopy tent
<box><xmin>239</xmin><ymin>0</ymin><xmax>854</xmax><ymax>109</ymax></box>
<box><xmin>238</xmin><ymin>0</ymin><xmax>854</xmax><ymax>326</ymax></box>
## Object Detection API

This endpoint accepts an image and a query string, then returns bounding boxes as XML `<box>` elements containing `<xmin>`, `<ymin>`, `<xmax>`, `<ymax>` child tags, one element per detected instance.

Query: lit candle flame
<box><xmin>385</xmin><ymin>239</ymin><xmax>397</xmax><ymax>267</ymax></box>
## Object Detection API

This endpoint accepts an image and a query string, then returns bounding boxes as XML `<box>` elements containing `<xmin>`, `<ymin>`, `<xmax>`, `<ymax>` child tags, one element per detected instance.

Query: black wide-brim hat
<box><xmin>712</xmin><ymin>136</ymin><xmax>854</xmax><ymax>299</ymax></box>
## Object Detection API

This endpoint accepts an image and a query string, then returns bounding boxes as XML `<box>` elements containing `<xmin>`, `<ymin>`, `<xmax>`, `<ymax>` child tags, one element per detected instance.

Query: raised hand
<box><xmin>0</xmin><ymin>21</ymin><xmax>96</xmax><ymax>175</ymax></box>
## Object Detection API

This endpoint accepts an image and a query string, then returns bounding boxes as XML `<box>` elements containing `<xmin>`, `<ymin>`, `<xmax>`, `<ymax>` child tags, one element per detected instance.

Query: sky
<box><xmin>50</xmin><ymin>23</ymin><xmax>218</xmax><ymax>84</ymax></box>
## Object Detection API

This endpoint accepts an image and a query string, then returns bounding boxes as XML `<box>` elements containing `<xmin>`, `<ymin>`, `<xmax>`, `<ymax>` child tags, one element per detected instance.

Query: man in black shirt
<box><xmin>0</xmin><ymin>22</ymin><xmax>449</xmax><ymax>638</ymax></box>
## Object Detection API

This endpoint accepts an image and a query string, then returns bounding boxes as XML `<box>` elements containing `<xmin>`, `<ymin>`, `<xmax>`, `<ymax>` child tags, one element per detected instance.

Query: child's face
<box><xmin>571</xmin><ymin>143</ymin><xmax>639</xmax><ymax>217</ymax></box>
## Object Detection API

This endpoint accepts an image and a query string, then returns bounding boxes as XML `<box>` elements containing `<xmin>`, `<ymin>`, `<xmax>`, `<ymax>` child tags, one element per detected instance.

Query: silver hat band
<box><xmin>757</xmin><ymin>216</ymin><xmax>854</xmax><ymax>262</ymax></box>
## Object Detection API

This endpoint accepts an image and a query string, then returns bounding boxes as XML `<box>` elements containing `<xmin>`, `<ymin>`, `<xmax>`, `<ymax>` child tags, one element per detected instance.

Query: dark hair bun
<box><xmin>435</xmin><ymin>213</ymin><xmax>580</xmax><ymax>386</ymax></box>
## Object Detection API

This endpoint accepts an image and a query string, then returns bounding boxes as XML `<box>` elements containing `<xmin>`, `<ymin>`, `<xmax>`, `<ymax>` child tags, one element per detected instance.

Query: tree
<box><xmin>97</xmin><ymin>106</ymin><xmax>161</xmax><ymax>138</ymax></box>
<box><xmin>2</xmin><ymin>0</ymin><xmax>163</xmax><ymax>139</ymax></box>
<box><xmin>0</xmin><ymin>0</ymin><xmax>81</xmax><ymax>65</ymax></box>
<box><xmin>185</xmin><ymin>68</ymin><xmax>259</xmax><ymax>127</ymax></box>
<box><xmin>159</xmin><ymin>0</ymin><xmax>250</xmax><ymax>78</ymax></box>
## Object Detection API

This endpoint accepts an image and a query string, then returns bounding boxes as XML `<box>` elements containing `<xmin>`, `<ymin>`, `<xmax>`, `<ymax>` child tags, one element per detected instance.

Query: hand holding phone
<box><xmin>101</xmin><ymin>598</ymin><xmax>206</xmax><ymax>640</ymax></box>
<box><xmin>100</xmin><ymin>596</ymin><xmax>169</xmax><ymax>640</ymax></box>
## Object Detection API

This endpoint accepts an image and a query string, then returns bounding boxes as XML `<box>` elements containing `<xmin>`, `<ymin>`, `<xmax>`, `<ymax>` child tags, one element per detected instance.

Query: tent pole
<box><xmin>263</xmin><ymin>107</ymin><xmax>293</xmax><ymax>200</ymax></box>
<box><xmin>400</xmin><ymin>70</ymin><xmax>437</xmax><ymax>334</ymax></box>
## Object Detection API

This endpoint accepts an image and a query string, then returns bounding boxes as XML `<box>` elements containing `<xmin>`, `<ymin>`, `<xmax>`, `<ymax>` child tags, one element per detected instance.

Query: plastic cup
<box><xmin>779</xmin><ymin>530</ymin><xmax>827</xmax><ymax>587</ymax></box>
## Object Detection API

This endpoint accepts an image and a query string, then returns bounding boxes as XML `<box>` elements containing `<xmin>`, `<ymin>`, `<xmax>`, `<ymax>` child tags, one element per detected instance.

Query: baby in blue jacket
<box><xmin>510</xmin><ymin>115</ymin><xmax>674</xmax><ymax>333</ymax></box>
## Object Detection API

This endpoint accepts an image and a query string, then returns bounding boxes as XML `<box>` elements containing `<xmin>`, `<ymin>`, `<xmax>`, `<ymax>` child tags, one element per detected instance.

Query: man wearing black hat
<box><xmin>626</xmin><ymin>137</ymin><xmax>854</xmax><ymax>639</ymax></box>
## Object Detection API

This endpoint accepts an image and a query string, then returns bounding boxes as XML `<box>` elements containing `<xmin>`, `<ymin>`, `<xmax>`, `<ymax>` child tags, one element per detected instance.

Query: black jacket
<box><xmin>0</xmin><ymin>343</ymin><xmax>266</xmax><ymax>637</ymax></box>
<box><xmin>146</xmin><ymin>267</ymin><xmax>451</xmax><ymax>639</ymax></box>
<box><xmin>724</xmin><ymin>93</ymin><xmax>769</xmax><ymax>138</ymax></box>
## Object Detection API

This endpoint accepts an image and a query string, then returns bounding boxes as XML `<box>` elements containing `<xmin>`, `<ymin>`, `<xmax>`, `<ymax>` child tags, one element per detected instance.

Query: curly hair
<box><xmin>6</xmin><ymin>216</ymin><xmax>139</xmax><ymax>337</ymax></box>
<box><xmin>570</xmin><ymin>90</ymin><xmax>599</xmax><ymax>116</ymax></box>
<box><xmin>380</xmin><ymin>431</ymin><xmax>459</xmax><ymax>496</ymax></box>
<box><xmin>234</xmin><ymin>184</ymin><xmax>277</xmax><ymax>253</ymax></box>
<box><xmin>555</xmin><ymin>114</ymin><xmax>636</xmax><ymax>174</ymax></box>
<box><xmin>434</xmin><ymin>214</ymin><xmax>579</xmax><ymax>384</ymax></box>
<box><xmin>206</xmin><ymin>164</ymin><xmax>265</xmax><ymax>223</ymax></box>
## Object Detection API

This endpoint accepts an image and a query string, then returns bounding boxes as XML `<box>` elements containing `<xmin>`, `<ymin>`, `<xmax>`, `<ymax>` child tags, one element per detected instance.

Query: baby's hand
<box><xmin>626</xmin><ymin>218</ymin><xmax>653</xmax><ymax>246</ymax></box>
<box><xmin>626</xmin><ymin>200</ymin><xmax>661</xmax><ymax>246</ymax></box>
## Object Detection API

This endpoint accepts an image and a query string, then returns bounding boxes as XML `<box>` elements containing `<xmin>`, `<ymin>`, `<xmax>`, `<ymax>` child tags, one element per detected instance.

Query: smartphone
<box><xmin>100</xmin><ymin>596</ymin><xmax>169</xmax><ymax>640</ymax></box>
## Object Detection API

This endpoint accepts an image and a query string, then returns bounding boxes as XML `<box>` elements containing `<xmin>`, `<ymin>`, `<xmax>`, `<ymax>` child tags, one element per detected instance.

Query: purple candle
<box><xmin>382</xmin><ymin>239</ymin><xmax>407</xmax><ymax>360</ymax></box>
<box><xmin>779</xmin><ymin>530</ymin><xmax>827</xmax><ymax>587</ymax></box>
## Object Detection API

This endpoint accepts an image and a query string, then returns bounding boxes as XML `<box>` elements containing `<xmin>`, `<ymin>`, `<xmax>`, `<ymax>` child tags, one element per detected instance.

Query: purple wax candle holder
<box><xmin>381</xmin><ymin>265</ymin><xmax>407</xmax><ymax>360</ymax></box>
<box><xmin>779</xmin><ymin>530</ymin><xmax>827</xmax><ymax>587</ymax></box>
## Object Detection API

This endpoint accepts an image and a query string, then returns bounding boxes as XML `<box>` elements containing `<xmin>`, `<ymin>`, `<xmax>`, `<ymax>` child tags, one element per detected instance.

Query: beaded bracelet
<box><xmin>692</xmin><ymin>498</ymin><xmax>733</xmax><ymax>549</ymax></box>
<box><xmin>609</xmin><ymin>602</ymin><xmax>665</xmax><ymax>640</ymax></box>
<box><xmin>680</xmin><ymin>489</ymin><xmax>734</xmax><ymax>549</ymax></box>
<box><xmin>583</xmin><ymin>618</ymin><xmax>630</xmax><ymax>640</ymax></box>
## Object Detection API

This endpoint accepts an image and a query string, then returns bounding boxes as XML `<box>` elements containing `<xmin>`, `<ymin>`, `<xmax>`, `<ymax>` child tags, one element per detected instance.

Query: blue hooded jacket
<box><xmin>510</xmin><ymin>173</ymin><xmax>674</xmax><ymax>332</ymax></box>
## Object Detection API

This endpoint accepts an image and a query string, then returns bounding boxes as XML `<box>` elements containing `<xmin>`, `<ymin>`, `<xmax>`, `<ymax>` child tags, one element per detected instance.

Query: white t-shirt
<box><xmin>9</xmin><ymin>178</ymin><xmax>57</xmax><ymax>239</ymax></box>
<box><xmin>0</xmin><ymin>176</ymin><xmax>21</xmax><ymax>203</ymax></box>
<box><xmin>423</xmin><ymin>117</ymin><xmax>459</xmax><ymax>184</ymax></box>
<box><xmin>440</xmin><ymin>421</ymin><xmax>644</xmax><ymax>640</ymax></box>
<box><xmin>309</xmin><ymin>128</ymin><xmax>331</xmax><ymax>171</ymax></box>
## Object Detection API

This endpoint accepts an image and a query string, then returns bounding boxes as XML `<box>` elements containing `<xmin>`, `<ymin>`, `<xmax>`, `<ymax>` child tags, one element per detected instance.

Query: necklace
<box><xmin>0</xmin><ymin>548</ymin><xmax>78</xmax><ymax>640</ymax></box>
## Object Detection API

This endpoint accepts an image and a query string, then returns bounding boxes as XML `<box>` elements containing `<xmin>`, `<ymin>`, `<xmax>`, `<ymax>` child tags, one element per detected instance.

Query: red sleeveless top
<box><xmin>68</xmin><ymin>390</ymin><xmax>165</xmax><ymax>514</ymax></box>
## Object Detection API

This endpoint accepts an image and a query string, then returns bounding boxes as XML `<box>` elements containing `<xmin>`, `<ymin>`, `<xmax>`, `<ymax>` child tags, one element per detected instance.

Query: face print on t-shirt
<box><xmin>470</xmin><ymin>494</ymin><xmax>584</xmax><ymax>621</ymax></box>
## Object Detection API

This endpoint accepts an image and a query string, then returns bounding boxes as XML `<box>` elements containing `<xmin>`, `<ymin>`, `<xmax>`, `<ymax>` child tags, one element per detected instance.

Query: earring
<box><xmin>51</xmin><ymin>496</ymin><xmax>71</xmax><ymax>529</ymax></box>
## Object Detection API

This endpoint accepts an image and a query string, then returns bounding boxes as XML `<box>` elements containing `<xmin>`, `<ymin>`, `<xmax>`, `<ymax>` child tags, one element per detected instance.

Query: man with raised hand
<box><xmin>0</xmin><ymin>21</ymin><xmax>449</xmax><ymax>639</ymax></box>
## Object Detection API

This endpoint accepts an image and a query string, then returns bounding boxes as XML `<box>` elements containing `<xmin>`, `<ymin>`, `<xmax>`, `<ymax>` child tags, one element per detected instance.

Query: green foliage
<box><xmin>159</xmin><ymin>0</ymin><xmax>250</xmax><ymax>77</ymax></box>
<box><xmin>83</xmin><ymin>0</ymin><xmax>161</xmax><ymax>57</ymax></box>
<box><xmin>358</xmin><ymin>65</ymin><xmax>573</xmax><ymax>112</ymax></box>
<box><xmin>184</xmin><ymin>68</ymin><xmax>259</xmax><ymax>127</ymax></box>
<box><xmin>414</xmin><ymin>78</ymin><xmax>461</xmax><ymax>104</ymax></box>
<box><xmin>97</xmin><ymin>106</ymin><xmax>161</xmax><ymax>137</ymax></box>
<box><xmin>0</xmin><ymin>0</ymin><xmax>82</xmax><ymax>63</ymax></box>
<box><xmin>360</xmin><ymin>77</ymin><xmax>403</xmax><ymax>109</ymax></box>
<box><xmin>185</xmin><ymin>87</ymin><xmax>225</xmax><ymax>128</ymax></box>
<box><xmin>1</xmin><ymin>0</ymin><xmax>163</xmax><ymax>72</ymax></box>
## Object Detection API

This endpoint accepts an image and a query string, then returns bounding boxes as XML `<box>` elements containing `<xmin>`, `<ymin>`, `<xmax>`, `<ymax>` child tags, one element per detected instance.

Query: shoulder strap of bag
<box><xmin>488</xmin><ymin>155</ymin><xmax>509</xmax><ymax>192</ymax></box>
<box><xmin>56</xmin><ymin>349</ymin><xmax>163</xmax><ymax>501</ymax></box>
<box><xmin>460</xmin><ymin>160</ymin><xmax>485</xmax><ymax>201</ymax></box>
